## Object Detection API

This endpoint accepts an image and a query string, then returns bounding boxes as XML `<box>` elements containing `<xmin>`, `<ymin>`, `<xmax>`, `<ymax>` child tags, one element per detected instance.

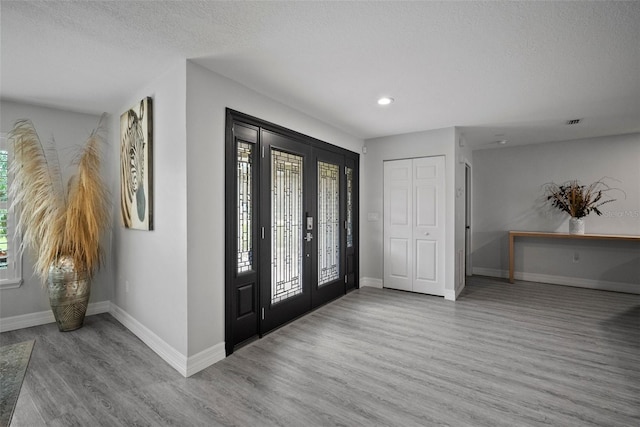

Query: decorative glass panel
<box><xmin>318</xmin><ymin>161</ymin><xmax>340</xmax><ymax>286</ymax></box>
<box><xmin>271</xmin><ymin>150</ymin><xmax>304</xmax><ymax>304</ymax></box>
<box><xmin>0</xmin><ymin>149</ymin><xmax>7</xmax><ymax>269</ymax></box>
<box><xmin>0</xmin><ymin>207</ymin><xmax>6</xmax><ymax>270</ymax></box>
<box><xmin>346</xmin><ymin>167</ymin><xmax>353</xmax><ymax>248</ymax></box>
<box><xmin>237</xmin><ymin>142</ymin><xmax>253</xmax><ymax>273</ymax></box>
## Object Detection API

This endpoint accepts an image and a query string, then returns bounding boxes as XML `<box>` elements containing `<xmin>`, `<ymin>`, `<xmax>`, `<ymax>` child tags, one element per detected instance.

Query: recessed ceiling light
<box><xmin>498</xmin><ymin>140</ymin><xmax>508</xmax><ymax>145</ymax></box>
<box><xmin>377</xmin><ymin>97</ymin><xmax>394</xmax><ymax>106</ymax></box>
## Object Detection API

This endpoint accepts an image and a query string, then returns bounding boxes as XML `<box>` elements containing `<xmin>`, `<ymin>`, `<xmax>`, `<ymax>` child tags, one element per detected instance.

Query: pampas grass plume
<box><xmin>8</xmin><ymin>116</ymin><xmax>110</xmax><ymax>283</ymax></box>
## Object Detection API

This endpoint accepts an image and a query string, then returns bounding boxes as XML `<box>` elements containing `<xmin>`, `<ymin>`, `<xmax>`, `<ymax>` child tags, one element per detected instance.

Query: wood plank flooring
<box><xmin>1</xmin><ymin>276</ymin><xmax>639</xmax><ymax>426</ymax></box>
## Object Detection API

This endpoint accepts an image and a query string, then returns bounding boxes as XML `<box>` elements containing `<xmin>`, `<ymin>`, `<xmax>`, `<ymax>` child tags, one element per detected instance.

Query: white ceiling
<box><xmin>2</xmin><ymin>1</ymin><xmax>639</xmax><ymax>148</ymax></box>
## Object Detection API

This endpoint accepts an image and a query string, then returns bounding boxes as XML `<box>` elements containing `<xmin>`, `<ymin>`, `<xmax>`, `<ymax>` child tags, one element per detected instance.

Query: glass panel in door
<box><xmin>260</xmin><ymin>129</ymin><xmax>312</xmax><ymax>334</ymax></box>
<box><xmin>271</xmin><ymin>149</ymin><xmax>304</xmax><ymax>304</ymax></box>
<box><xmin>310</xmin><ymin>150</ymin><xmax>345</xmax><ymax>308</ymax></box>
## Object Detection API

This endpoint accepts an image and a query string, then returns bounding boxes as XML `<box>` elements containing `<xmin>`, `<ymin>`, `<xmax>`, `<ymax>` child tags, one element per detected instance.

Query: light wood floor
<box><xmin>2</xmin><ymin>276</ymin><xmax>639</xmax><ymax>426</ymax></box>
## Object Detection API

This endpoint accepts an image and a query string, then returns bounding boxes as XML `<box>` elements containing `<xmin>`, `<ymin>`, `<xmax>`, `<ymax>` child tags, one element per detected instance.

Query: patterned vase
<box><xmin>569</xmin><ymin>217</ymin><xmax>585</xmax><ymax>235</ymax></box>
<box><xmin>47</xmin><ymin>257</ymin><xmax>90</xmax><ymax>331</ymax></box>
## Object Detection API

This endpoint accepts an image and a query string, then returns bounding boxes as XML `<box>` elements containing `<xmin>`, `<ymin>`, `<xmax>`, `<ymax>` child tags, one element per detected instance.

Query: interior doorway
<box><xmin>465</xmin><ymin>163</ymin><xmax>472</xmax><ymax>276</ymax></box>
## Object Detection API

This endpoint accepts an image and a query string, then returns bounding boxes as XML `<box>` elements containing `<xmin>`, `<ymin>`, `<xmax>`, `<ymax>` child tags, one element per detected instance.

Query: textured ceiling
<box><xmin>1</xmin><ymin>1</ymin><xmax>639</xmax><ymax>147</ymax></box>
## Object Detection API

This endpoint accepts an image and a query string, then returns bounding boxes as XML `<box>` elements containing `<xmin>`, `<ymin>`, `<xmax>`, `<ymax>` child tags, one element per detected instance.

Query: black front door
<box><xmin>225</xmin><ymin>110</ymin><xmax>359</xmax><ymax>354</ymax></box>
<box><xmin>260</xmin><ymin>136</ymin><xmax>349</xmax><ymax>333</ymax></box>
<box><xmin>310</xmin><ymin>148</ymin><xmax>346</xmax><ymax>308</ymax></box>
<box><xmin>260</xmin><ymin>130</ymin><xmax>313</xmax><ymax>333</ymax></box>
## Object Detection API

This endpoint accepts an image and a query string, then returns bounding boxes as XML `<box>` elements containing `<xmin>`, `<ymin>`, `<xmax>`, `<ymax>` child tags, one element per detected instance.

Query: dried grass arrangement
<box><xmin>8</xmin><ymin>117</ymin><xmax>110</xmax><ymax>283</ymax></box>
<box><xmin>543</xmin><ymin>178</ymin><xmax>620</xmax><ymax>219</ymax></box>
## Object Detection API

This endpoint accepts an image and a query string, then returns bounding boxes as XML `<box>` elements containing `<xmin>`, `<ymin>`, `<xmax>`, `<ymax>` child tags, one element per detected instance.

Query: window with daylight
<box><xmin>0</xmin><ymin>135</ymin><xmax>22</xmax><ymax>289</ymax></box>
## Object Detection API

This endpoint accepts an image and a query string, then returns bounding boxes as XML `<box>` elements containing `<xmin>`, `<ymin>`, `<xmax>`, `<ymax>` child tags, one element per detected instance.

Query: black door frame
<box><xmin>225</xmin><ymin>109</ymin><xmax>359</xmax><ymax>356</ymax></box>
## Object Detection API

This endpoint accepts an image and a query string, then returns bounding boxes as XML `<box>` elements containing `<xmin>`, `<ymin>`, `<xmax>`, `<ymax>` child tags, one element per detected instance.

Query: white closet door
<box><xmin>383</xmin><ymin>156</ymin><xmax>445</xmax><ymax>296</ymax></box>
<box><xmin>413</xmin><ymin>156</ymin><xmax>445</xmax><ymax>295</ymax></box>
<box><xmin>383</xmin><ymin>159</ymin><xmax>412</xmax><ymax>291</ymax></box>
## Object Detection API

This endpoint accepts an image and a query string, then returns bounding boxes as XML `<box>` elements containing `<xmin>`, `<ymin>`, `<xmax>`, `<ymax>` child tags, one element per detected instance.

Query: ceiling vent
<box><xmin>566</xmin><ymin>118</ymin><xmax>582</xmax><ymax>125</ymax></box>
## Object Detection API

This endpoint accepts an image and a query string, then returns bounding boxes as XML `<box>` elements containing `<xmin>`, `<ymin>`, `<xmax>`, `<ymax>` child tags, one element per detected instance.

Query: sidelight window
<box><xmin>318</xmin><ymin>161</ymin><xmax>340</xmax><ymax>285</ymax></box>
<box><xmin>237</xmin><ymin>142</ymin><xmax>253</xmax><ymax>273</ymax></box>
<box><xmin>346</xmin><ymin>166</ymin><xmax>354</xmax><ymax>248</ymax></box>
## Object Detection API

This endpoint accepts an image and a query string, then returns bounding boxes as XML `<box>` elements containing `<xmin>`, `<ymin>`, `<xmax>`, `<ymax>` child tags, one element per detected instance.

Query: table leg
<box><xmin>509</xmin><ymin>233</ymin><xmax>514</xmax><ymax>283</ymax></box>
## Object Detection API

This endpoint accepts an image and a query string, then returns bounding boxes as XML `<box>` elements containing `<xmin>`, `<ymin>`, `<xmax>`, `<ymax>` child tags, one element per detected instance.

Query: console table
<box><xmin>508</xmin><ymin>231</ymin><xmax>640</xmax><ymax>283</ymax></box>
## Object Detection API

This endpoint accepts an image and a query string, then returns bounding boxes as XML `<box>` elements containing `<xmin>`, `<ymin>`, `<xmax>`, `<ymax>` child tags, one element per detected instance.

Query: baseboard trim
<box><xmin>472</xmin><ymin>267</ymin><xmax>507</xmax><ymax>279</ymax></box>
<box><xmin>0</xmin><ymin>300</ymin><xmax>111</xmax><ymax>333</ymax></box>
<box><xmin>2</xmin><ymin>300</ymin><xmax>226</xmax><ymax>377</ymax></box>
<box><xmin>359</xmin><ymin>277</ymin><xmax>383</xmax><ymax>289</ymax></box>
<box><xmin>108</xmin><ymin>304</ymin><xmax>226</xmax><ymax>377</ymax></box>
<box><xmin>186</xmin><ymin>342</ymin><xmax>226</xmax><ymax>377</ymax></box>
<box><xmin>109</xmin><ymin>303</ymin><xmax>189</xmax><ymax>377</ymax></box>
<box><xmin>444</xmin><ymin>284</ymin><xmax>465</xmax><ymax>301</ymax></box>
<box><xmin>444</xmin><ymin>289</ymin><xmax>456</xmax><ymax>301</ymax></box>
<box><xmin>472</xmin><ymin>267</ymin><xmax>640</xmax><ymax>294</ymax></box>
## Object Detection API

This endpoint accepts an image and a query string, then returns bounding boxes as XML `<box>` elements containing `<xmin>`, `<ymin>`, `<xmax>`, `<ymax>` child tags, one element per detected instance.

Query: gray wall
<box><xmin>472</xmin><ymin>133</ymin><xmax>640</xmax><ymax>291</ymax></box>
<box><xmin>0</xmin><ymin>101</ymin><xmax>112</xmax><ymax>318</ymax></box>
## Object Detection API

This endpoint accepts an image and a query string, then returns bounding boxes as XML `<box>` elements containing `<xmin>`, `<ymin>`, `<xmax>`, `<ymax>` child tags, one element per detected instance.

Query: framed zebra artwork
<box><xmin>120</xmin><ymin>97</ymin><xmax>153</xmax><ymax>230</ymax></box>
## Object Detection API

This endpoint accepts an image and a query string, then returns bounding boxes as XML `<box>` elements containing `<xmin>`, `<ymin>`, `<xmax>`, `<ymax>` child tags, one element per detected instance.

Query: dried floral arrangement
<box><xmin>8</xmin><ymin>117</ymin><xmax>110</xmax><ymax>283</ymax></box>
<box><xmin>543</xmin><ymin>178</ymin><xmax>620</xmax><ymax>219</ymax></box>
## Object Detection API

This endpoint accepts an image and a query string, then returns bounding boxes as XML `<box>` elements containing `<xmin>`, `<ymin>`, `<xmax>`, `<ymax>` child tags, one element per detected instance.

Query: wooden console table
<box><xmin>508</xmin><ymin>231</ymin><xmax>640</xmax><ymax>283</ymax></box>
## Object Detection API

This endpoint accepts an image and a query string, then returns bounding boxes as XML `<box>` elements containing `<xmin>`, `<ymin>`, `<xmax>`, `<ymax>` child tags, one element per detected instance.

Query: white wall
<box><xmin>0</xmin><ymin>101</ymin><xmax>111</xmax><ymax>319</ymax></box>
<box><xmin>362</xmin><ymin>127</ymin><xmax>460</xmax><ymax>299</ymax></box>
<box><xmin>185</xmin><ymin>61</ymin><xmax>364</xmax><ymax>356</ymax></box>
<box><xmin>109</xmin><ymin>62</ymin><xmax>189</xmax><ymax>355</ymax></box>
<box><xmin>472</xmin><ymin>133</ymin><xmax>640</xmax><ymax>292</ymax></box>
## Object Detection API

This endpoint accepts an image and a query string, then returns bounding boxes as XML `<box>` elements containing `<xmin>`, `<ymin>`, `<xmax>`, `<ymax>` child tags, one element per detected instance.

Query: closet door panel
<box><xmin>412</xmin><ymin>156</ymin><xmax>445</xmax><ymax>296</ymax></box>
<box><xmin>383</xmin><ymin>159</ymin><xmax>413</xmax><ymax>291</ymax></box>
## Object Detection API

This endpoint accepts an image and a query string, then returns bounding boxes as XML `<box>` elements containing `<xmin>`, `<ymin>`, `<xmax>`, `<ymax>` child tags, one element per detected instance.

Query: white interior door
<box><xmin>384</xmin><ymin>156</ymin><xmax>445</xmax><ymax>296</ymax></box>
<box><xmin>413</xmin><ymin>156</ymin><xmax>445</xmax><ymax>295</ymax></box>
<box><xmin>383</xmin><ymin>160</ymin><xmax>412</xmax><ymax>291</ymax></box>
